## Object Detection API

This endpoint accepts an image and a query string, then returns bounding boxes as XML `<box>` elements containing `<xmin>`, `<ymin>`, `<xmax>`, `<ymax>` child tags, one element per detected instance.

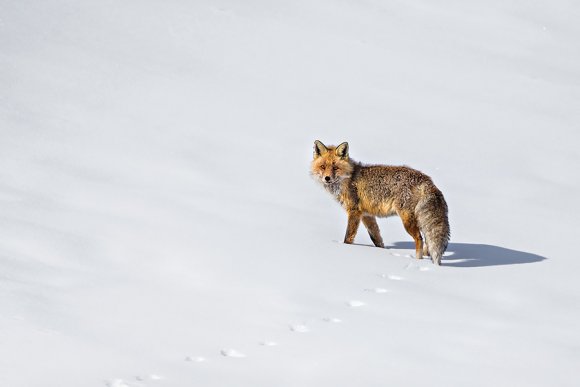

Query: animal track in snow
<box><xmin>259</xmin><ymin>341</ymin><xmax>278</xmax><ymax>346</ymax></box>
<box><xmin>289</xmin><ymin>324</ymin><xmax>310</xmax><ymax>333</ymax></box>
<box><xmin>364</xmin><ymin>287</ymin><xmax>389</xmax><ymax>293</ymax></box>
<box><xmin>106</xmin><ymin>380</ymin><xmax>130</xmax><ymax>387</ymax></box>
<box><xmin>220</xmin><ymin>348</ymin><xmax>246</xmax><ymax>358</ymax></box>
<box><xmin>136</xmin><ymin>375</ymin><xmax>163</xmax><ymax>382</ymax></box>
<box><xmin>405</xmin><ymin>262</ymin><xmax>432</xmax><ymax>271</ymax></box>
<box><xmin>379</xmin><ymin>273</ymin><xmax>404</xmax><ymax>281</ymax></box>
<box><xmin>185</xmin><ymin>356</ymin><xmax>206</xmax><ymax>362</ymax></box>
<box><xmin>346</xmin><ymin>300</ymin><xmax>366</xmax><ymax>307</ymax></box>
<box><xmin>322</xmin><ymin>317</ymin><xmax>342</xmax><ymax>323</ymax></box>
<box><xmin>391</xmin><ymin>251</ymin><xmax>416</xmax><ymax>259</ymax></box>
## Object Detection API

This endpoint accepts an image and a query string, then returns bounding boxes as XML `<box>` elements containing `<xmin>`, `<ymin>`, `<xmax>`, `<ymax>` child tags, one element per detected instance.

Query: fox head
<box><xmin>310</xmin><ymin>140</ymin><xmax>353</xmax><ymax>189</ymax></box>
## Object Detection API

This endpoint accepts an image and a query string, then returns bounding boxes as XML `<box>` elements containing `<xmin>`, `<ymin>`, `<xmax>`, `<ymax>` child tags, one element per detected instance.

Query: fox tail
<box><xmin>415</xmin><ymin>187</ymin><xmax>450</xmax><ymax>265</ymax></box>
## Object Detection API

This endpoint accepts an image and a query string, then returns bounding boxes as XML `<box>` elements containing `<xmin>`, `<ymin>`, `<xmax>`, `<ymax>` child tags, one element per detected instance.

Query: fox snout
<box><xmin>315</xmin><ymin>169</ymin><xmax>335</xmax><ymax>184</ymax></box>
<box><xmin>321</xmin><ymin>171</ymin><xmax>335</xmax><ymax>184</ymax></box>
<box><xmin>319</xmin><ymin>169</ymin><xmax>340</xmax><ymax>185</ymax></box>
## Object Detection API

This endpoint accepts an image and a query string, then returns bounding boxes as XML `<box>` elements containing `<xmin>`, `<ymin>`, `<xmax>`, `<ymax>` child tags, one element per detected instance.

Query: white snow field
<box><xmin>1</xmin><ymin>1</ymin><xmax>579</xmax><ymax>386</ymax></box>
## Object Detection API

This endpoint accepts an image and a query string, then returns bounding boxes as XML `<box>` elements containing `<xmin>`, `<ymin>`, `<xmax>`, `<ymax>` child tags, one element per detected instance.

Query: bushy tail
<box><xmin>415</xmin><ymin>186</ymin><xmax>450</xmax><ymax>265</ymax></box>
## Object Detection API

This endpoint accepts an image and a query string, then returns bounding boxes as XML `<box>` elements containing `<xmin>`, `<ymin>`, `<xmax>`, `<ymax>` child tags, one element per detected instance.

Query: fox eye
<box><xmin>332</xmin><ymin>166</ymin><xmax>338</xmax><ymax>171</ymax></box>
<box><xmin>320</xmin><ymin>165</ymin><xmax>326</xmax><ymax>170</ymax></box>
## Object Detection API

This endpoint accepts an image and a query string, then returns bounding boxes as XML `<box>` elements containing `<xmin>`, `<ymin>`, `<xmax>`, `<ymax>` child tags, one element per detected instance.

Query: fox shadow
<box><xmin>387</xmin><ymin>241</ymin><xmax>546</xmax><ymax>267</ymax></box>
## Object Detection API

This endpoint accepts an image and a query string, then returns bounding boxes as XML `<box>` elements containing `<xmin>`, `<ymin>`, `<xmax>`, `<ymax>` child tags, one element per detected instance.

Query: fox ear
<box><xmin>313</xmin><ymin>140</ymin><xmax>328</xmax><ymax>158</ymax></box>
<box><xmin>335</xmin><ymin>142</ymin><xmax>349</xmax><ymax>159</ymax></box>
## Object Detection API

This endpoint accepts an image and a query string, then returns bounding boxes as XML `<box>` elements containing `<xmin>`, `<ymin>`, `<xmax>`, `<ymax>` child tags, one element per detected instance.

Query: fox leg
<box><xmin>361</xmin><ymin>215</ymin><xmax>384</xmax><ymax>248</ymax></box>
<box><xmin>399</xmin><ymin>211</ymin><xmax>423</xmax><ymax>259</ymax></box>
<box><xmin>344</xmin><ymin>210</ymin><xmax>362</xmax><ymax>244</ymax></box>
<box><xmin>422</xmin><ymin>235</ymin><xmax>430</xmax><ymax>256</ymax></box>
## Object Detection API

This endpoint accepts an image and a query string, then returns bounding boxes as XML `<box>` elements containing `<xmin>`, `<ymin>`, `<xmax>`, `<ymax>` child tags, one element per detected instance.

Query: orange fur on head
<box><xmin>310</xmin><ymin>140</ymin><xmax>353</xmax><ymax>187</ymax></box>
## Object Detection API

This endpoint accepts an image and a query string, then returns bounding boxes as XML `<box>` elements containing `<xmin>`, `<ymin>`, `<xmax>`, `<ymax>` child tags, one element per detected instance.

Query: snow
<box><xmin>1</xmin><ymin>0</ymin><xmax>579</xmax><ymax>386</ymax></box>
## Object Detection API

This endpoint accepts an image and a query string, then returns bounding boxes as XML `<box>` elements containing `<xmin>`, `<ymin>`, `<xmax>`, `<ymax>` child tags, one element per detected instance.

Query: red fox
<box><xmin>311</xmin><ymin>140</ymin><xmax>450</xmax><ymax>265</ymax></box>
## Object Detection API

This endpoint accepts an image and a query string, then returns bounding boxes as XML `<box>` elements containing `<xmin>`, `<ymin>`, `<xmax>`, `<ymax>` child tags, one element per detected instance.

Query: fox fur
<box><xmin>310</xmin><ymin>140</ymin><xmax>450</xmax><ymax>265</ymax></box>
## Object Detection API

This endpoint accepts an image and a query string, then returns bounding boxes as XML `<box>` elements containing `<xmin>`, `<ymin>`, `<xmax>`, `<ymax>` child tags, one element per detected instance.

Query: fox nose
<box><xmin>325</xmin><ymin>176</ymin><xmax>331</xmax><ymax>182</ymax></box>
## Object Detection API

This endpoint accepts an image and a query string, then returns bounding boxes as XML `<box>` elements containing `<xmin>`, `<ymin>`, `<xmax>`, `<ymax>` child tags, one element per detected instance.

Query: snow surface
<box><xmin>1</xmin><ymin>1</ymin><xmax>580</xmax><ymax>386</ymax></box>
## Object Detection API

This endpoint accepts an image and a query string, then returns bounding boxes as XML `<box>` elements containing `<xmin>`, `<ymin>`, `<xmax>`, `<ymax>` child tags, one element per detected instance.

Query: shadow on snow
<box><xmin>387</xmin><ymin>241</ymin><xmax>546</xmax><ymax>267</ymax></box>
